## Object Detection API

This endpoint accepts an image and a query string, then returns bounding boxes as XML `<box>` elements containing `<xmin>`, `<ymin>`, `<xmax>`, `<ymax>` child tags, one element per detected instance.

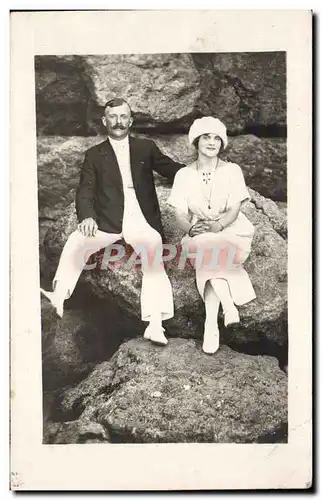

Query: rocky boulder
<box><xmin>42</xmin><ymin>181</ymin><xmax>287</xmax><ymax>351</ymax></box>
<box><xmin>35</xmin><ymin>56</ymin><xmax>91</xmax><ymax>136</ymax></box>
<box><xmin>80</xmin><ymin>54</ymin><xmax>201</xmax><ymax>132</ymax></box>
<box><xmin>41</xmin><ymin>295</ymin><xmax>96</xmax><ymax>390</ymax></box>
<box><xmin>248</xmin><ymin>188</ymin><xmax>287</xmax><ymax>239</ymax></box>
<box><xmin>192</xmin><ymin>52</ymin><xmax>286</xmax><ymax>134</ymax></box>
<box><xmin>41</xmin><ymin>286</ymin><xmax>142</xmax><ymax>391</ymax></box>
<box><xmin>35</xmin><ymin>53</ymin><xmax>286</xmax><ymax>136</ymax></box>
<box><xmin>37</xmin><ymin>136</ymin><xmax>106</xmax><ymax>223</ymax></box>
<box><xmin>222</xmin><ymin>135</ymin><xmax>287</xmax><ymax>201</ymax></box>
<box><xmin>276</xmin><ymin>201</ymin><xmax>287</xmax><ymax>216</ymax></box>
<box><xmin>43</xmin><ymin>416</ymin><xmax>109</xmax><ymax>445</ymax></box>
<box><xmin>45</xmin><ymin>338</ymin><xmax>287</xmax><ymax>444</ymax></box>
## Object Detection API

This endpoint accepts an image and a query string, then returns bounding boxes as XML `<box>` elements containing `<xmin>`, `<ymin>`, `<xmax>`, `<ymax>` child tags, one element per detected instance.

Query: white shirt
<box><xmin>108</xmin><ymin>136</ymin><xmax>133</xmax><ymax>189</ymax></box>
<box><xmin>108</xmin><ymin>135</ymin><xmax>148</xmax><ymax>229</ymax></box>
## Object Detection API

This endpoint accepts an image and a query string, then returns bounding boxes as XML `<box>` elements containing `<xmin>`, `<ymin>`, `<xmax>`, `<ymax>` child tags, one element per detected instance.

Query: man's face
<box><xmin>102</xmin><ymin>103</ymin><xmax>133</xmax><ymax>140</ymax></box>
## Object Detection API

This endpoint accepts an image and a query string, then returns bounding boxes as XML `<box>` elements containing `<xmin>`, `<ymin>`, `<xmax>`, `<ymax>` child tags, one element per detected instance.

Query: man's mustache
<box><xmin>112</xmin><ymin>124</ymin><xmax>127</xmax><ymax>130</ymax></box>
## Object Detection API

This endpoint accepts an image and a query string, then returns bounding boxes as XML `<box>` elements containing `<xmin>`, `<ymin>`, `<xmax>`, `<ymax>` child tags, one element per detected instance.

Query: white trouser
<box><xmin>53</xmin><ymin>188</ymin><xmax>174</xmax><ymax>321</ymax></box>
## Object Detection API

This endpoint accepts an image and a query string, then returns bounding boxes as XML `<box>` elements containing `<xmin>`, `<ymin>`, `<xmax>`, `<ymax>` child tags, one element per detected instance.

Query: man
<box><xmin>41</xmin><ymin>97</ymin><xmax>183</xmax><ymax>345</ymax></box>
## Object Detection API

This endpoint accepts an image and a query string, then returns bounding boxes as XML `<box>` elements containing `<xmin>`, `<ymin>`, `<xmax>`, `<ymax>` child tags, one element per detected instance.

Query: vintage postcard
<box><xmin>10</xmin><ymin>10</ymin><xmax>312</xmax><ymax>490</ymax></box>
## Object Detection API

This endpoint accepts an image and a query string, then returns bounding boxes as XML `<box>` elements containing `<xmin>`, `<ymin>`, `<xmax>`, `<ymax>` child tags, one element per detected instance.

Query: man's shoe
<box><xmin>40</xmin><ymin>288</ymin><xmax>64</xmax><ymax>318</ymax></box>
<box><xmin>143</xmin><ymin>325</ymin><xmax>168</xmax><ymax>346</ymax></box>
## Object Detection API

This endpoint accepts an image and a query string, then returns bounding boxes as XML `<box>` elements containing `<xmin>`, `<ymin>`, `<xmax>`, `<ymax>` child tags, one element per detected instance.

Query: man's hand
<box><xmin>77</xmin><ymin>217</ymin><xmax>98</xmax><ymax>237</ymax></box>
<box><xmin>189</xmin><ymin>219</ymin><xmax>211</xmax><ymax>237</ymax></box>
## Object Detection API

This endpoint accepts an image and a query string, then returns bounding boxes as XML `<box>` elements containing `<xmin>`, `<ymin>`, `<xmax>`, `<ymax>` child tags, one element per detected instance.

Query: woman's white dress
<box><xmin>167</xmin><ymin>159</ymin><xmax>256</xmax><ymax>305</ymax></box>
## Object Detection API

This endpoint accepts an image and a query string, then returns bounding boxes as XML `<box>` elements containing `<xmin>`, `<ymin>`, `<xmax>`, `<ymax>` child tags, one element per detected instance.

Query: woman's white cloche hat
<box><xmin>188</xmin><ymin>116</ymin><xmax>228</xmax><ymax>150</ymax></box>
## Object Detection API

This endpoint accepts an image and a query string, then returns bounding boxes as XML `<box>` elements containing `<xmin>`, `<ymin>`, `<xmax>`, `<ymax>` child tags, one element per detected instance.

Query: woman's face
<box><xmin>198</xmin><ymin>133</ymin><xmax>222</xmax><ymax>158</ymax></box>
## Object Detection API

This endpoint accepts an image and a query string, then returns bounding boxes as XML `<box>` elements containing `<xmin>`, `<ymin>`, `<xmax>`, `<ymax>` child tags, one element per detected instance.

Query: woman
<box><xmin>168</xmin><ymin>116</ymin><xmax>256</xmax><ymax>354</ymax></box>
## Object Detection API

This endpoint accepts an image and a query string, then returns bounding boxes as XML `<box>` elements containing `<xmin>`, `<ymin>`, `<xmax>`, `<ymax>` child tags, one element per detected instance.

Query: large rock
<box><xmin>80</xmin><ymin>54</ymin><xmax>201</xmax><ymax>132</ymax></box>
<box><xmin>192</xmin><ymin>52</ymin><xmax>286</xmax><ymax>134</ymax></box>
<box><xmin>37</xmin><ymin>136</ymin><xmax>105</xmax><ymax>222</ymax></box>
<box><xmin>35</xmin><ymin>54</ymin><xmax>201</xmax><ymax>136</ymax></box>
<box><xmin>222</xmin><ymin>135</ymin><xmax>287</xmax><ymax>201</ymax></box>
<box><xmin>35</xmin><ymin>53</ymin><xmax>285</xmax><ymax>136</ymax></box>
<box><xmin>41</xmin><ymin>295</ymin><xmax>96</xmax><ymax>390</ymax></box>
<box><xmin>47</xmin><ymin>338</ymin><xmax>287</xmax><ymax>444</ymax></box>
<box><xmin>43</xmin><ymin>181</ymin><xmax>287</xmax><ymax>350</ymax></box>
<box><xmin>248</xmin><ymin>188</ymin><xmax>287</xmax><ymax>239</ymax></box>
<box><xmin>41</xmin><ymin>285</ymin><xmax>142</xmax><ymax>390</ymax></box>
<box><xmin>35</xmin><ymin>56</ymin><xmax>92</xmax><ymax>136</ymax></box>
<box><xmin>43</xmin><ymin>416</ymin><xmax>109</xmax><ymax>444</ymax></box>
<box><xmin>276</xmin><ymin>201</ymin><xmax>287</xmax><ymax>216</ymax></box>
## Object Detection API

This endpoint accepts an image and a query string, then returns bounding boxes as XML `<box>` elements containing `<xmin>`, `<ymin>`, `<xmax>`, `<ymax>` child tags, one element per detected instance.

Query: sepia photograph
<box><xmin>10</xmin><ymin>10</ymin><xmax>311</xmax><ymax>490</ymax></box>
<box><xmin>37</xmin><ymin>51</ymin><xmax>288</xmax><ymax>445</ymax></box>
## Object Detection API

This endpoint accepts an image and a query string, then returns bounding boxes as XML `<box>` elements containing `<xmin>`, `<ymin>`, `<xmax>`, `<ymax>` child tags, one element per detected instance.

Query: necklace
<box><xmin>197</xmin><ymin>157</ymin><xmax>219</xmax><ymax>210</ymax></box>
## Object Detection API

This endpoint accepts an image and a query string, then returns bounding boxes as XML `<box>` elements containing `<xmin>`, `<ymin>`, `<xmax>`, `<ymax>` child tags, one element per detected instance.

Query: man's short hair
<box><xmin>104</xmin><ymin>98</ymin><xmax>132</xmax><ymax>115</ymax></box>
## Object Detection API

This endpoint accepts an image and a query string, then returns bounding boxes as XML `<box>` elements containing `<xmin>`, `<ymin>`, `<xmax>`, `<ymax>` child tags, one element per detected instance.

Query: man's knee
<box><xmin>68</xmin><ymin>229</ymin><xmax>100</xmax><ymax>249</ymax></box>
<box><xmin>145</xmin><ymin>230</ymin><xmax>162</xmax><ymax>249</ymax></box>
<box><xmin>126</xmin><ymin>231</ymin><xmax>164</xmax><ymax>272</ymax></box>
<box><xmin>68</xmin><ymin>229</ymin><xmax>85</xmax><ymax>243</ymax></box>
<box><xmin>66</xmin><ymin>230</ymin><xmax>100</xmax><ymax>268</ymax></box>
<box><xmin>130</xmin><ymin>231</ymin><xmax>162</xmax><ymax>252</ymax></box>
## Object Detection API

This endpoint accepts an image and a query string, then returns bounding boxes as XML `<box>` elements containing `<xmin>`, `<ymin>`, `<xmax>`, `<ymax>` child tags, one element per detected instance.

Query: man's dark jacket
<box><xmin>75</xmin><ymin>136</ymin><xmax>183</xmax><ymax>239</ymax></box>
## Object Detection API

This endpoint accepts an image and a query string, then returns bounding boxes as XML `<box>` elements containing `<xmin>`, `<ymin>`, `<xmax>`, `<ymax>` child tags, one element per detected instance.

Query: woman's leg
<box><xmin>210</xmin><ymin>278</ymin><xmax>240</xmax><ymax>327</ymax></box>
<box><xmin>203</xmin><ymin>280</ymin><xmax>220</xmax><ymax>354</ymax></box>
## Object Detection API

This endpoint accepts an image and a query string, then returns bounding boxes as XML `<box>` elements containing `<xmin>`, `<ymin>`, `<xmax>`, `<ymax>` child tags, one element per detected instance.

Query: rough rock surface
<box><xmin>45</xmin><ymin>338</ymin><xmax>287</xmax><ymax>444</ymax></box>
<box><xmin>35</xmin><ymin>56</ymin><xmax>91</xmax><ymax>136</ymax></box>
<box><xmin>81</xmin><ymin>54</ymin><xmax>201</xmax><ymax>132</ymax></box>
<box><xmin>248</xmin><ymin>188</ymin><xmax>287</xmax><ymax>239</ymax></box>
<box><xmin>192</xmin><ymin>52</ymin><xmax>286</xmax><ymax>133</ymax></box>
<box><xmin>43</xmin><ymin>417</ymin><xmax>109</xmax><ymax>445</ymax></box>
<box><xmin>42</xmin><ymin>181</ymin><xmax>287</xmax><ymax>349</ymax></box>
<box><xmin>41</xmin><ymin>286</ymin><xmax>142</xmax><ymax>391</ymax></box>
<box><xmin>41</xmin><ymin>295</ymin><xmax>97</xmax><ymax>390</ymax></box>
<box><xmin>276</xmin><ymin>201</ymin><xmax>287</xmax><ymax>216</ymax></box>
<box><xmin>37</xmin><ymin>136</ymin><xmax>105</xmax><ymax>222</ymax></box>
<box><xmin>35</xmin><ymin>53</ymin><xmax>286</xmax><ymax>136</ymax></box>
<box><xmin>222</xmin><ymin>135</ymin><xmax>287</xmax><ymax>201</ymax></box>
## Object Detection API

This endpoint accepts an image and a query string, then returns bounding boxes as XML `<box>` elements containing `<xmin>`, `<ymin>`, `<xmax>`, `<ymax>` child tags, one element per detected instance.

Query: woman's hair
<box><xmin>192</xmin><ymin>135</ymin><xmax>224</xmax><ymax>154</ymax></box>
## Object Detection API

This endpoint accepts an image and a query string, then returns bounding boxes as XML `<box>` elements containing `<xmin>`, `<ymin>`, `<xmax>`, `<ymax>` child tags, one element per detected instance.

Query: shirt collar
<box><xmin>108</xmin><ymin>135</ymin><xmax>130</xmax><ymax>148</ymax></box>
